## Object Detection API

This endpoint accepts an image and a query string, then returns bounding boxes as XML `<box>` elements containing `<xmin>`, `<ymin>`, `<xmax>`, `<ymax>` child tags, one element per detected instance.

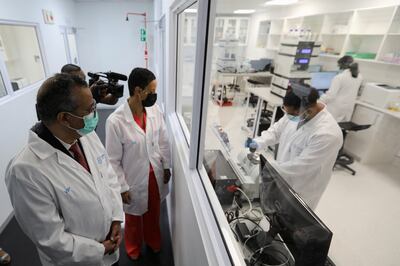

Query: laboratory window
<box><xmin>0</xmin><ymin>24</ymin><xmax>45</xmax><ymax>91</ymax></box>
<box><xmin>0</xmin><ymin>72</ymin><xmax>6</xmax><ymax>98</ymax></box>
<box><xmin>175</xmin><ymin>2</ymin><xmax>198</xmax><ymax>133</ymax></box>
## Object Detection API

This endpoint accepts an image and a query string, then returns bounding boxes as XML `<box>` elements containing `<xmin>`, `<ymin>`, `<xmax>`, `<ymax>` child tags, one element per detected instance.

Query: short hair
<box><xmin>61</xmin><ymin>64</ymin><xmax>81</xmax><ymax>74</ymax></box>
<box><xmin>284</xmin><ymin>85</ymin><xmax>319</xmax><ymax>109</ymax></box>
<box><xmin>283</xmin><ymin>90</ymin><xmax>301</xmax><ymax>109</ymax></box>
<box><xmin>36</xmin><ymin>73</ymin><xmax>88</xmax><ymax>122</ymax></box>
<box><xmin>128</xmin><ymin>68</ymin><xmax>156</xmax><ymax>96</ymax></box>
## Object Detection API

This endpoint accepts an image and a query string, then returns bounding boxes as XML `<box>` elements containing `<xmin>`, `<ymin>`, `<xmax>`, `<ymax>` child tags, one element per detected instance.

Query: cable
<box><xmin>244</xmin><ymin>229</ymin><xmax>261</xmax><ymax>248</ymax></box>
<box><xmin>229</xmin><ymin>217</ymin><xmax>264</xmax><ymax>231</ymax></box>
<box><xmin>249</xmin><ymin>245</ymin><xmax>290</xmax><ymax>266</ymax></box>
<box><xmin>236</xmin><ymin>187</ymin><xmax>253</xmax><ymax>216</ymax></box>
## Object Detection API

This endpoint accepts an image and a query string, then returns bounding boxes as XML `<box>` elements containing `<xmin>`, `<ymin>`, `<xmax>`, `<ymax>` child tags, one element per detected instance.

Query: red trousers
<box><xmin>124</xmin><ymin>171</ymin><xmax>161</xmax><ymax>258</ymax></box>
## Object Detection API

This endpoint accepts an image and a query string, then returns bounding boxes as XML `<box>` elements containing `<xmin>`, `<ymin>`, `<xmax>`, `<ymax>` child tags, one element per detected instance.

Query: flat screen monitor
<box><xmin>311</xmin><ymin>71</ymin><xmax>337</xmax><ymax>90</ymax></box>
<box><xmin>259</xmin><ymin>155</ymin><xmax>333</xmax><ymax>266</ymax></box>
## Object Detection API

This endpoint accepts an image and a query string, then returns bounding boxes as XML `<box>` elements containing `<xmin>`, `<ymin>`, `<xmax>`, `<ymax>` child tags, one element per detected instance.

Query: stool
<box><xmin>335</xmin><ymin>122</ymin><xmax>371</xmax><ymax>175</ymax></box>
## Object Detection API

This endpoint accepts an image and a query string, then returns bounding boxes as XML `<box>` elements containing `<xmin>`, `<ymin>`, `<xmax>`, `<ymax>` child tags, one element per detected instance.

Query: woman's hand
<box><xmin>121</xmin><ymin>191</ymin><xmax>131</xmax><ymax>204</ymax></box>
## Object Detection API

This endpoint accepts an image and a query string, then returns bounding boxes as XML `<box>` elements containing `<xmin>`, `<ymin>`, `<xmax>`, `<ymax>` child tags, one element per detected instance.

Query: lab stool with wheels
<box><xmin>334</xmin><ymin>122</ymin><xmax>371</xmax><ymax>175</ymax></box>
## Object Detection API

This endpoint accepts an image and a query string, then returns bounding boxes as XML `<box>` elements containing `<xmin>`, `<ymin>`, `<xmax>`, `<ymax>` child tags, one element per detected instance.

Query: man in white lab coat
<box><xmin>250</xmin><ymin>84</ymin><xmax>343</xmax><ymax>210</ymax></box>
<box><xmin>320</xmin><ymin>55</ymin><xmax>363</xmax><ymax>122</ymax></box>
<box><xmin>5</xmin><ymin>74</ymin><xmax>124</xmax><ymax>266</ymax></box>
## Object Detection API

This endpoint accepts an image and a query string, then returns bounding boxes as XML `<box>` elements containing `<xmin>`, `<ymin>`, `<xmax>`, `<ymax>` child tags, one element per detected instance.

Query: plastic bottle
<box><xmin>299</xmin><ymin>28</ymin><xmax>305</xmax><ymax>40</ymax></box>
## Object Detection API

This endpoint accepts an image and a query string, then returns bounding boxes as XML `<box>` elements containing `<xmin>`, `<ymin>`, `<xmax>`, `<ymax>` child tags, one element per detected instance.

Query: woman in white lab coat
<box><xmin>106</xmin><ymin>68</ymin><xmax>171</xmax><ymax>260</ymax></box>
<box><xmin>320</xmin><ymin>56</ymin><xmax>363</xmax><ymax>122</ymax></box>
<box><xmin>251</xmin><ymin>85</ymin><xmax>343</xmax><ymax>210</ymax></box>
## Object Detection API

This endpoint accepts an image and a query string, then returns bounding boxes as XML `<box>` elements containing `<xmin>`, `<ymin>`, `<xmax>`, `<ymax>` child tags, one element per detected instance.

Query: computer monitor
<box><xmin>259</xmin><ymin>155</ymin><xmax>333</xmax><ymax>266</ymax></box>
<box><xmin>310</xmin><ymin>71</ymin><xmax>337</xmax><ymax>91</ymax></box>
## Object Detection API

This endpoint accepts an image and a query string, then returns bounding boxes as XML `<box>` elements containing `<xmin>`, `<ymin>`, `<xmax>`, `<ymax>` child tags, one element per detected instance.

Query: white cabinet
<box><xmin>346</xmin><ymin>105</ymin><xmax>400</xmax><ymax>164</ymax></box>
<box><xmin>214</xmin><ymin>17</ymin><xmax>249</xmax><ymax>45</ymax></box>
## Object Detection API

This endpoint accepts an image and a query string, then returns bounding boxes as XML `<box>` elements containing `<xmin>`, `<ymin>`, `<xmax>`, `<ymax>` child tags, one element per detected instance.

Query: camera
<box><xmin>88</xmin><ymin>71</ymin><xmax>128</xmax><ymax>98</ymax></box>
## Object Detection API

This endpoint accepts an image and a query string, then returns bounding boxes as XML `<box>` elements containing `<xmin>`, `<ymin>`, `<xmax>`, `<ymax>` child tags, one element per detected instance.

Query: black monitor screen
<box><xmin>259</xmin><ymin>155</ymin><xmax>332</xmax><ymax>266</ymax></box>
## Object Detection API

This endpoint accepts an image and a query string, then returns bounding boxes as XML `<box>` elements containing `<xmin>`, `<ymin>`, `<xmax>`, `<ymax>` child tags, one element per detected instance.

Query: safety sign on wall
<box><xmin>140</xmin><ymin>28</ymin><xmax>146</xmax><ymax>42</ymax></box>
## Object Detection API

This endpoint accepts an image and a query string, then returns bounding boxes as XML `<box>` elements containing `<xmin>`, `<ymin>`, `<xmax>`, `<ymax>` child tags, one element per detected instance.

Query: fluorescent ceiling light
<box><xmin>234</xmin><ymin>9</ymin><xmax>256</xmax><ymax>14</ymax></box>
<box><xmin>184</xmin><ymin>9</ymin><xmax>198</xmax><ymax>13</ymax></box>
<box><xmin>264</xmin><ymin>0</ymin><xmax>299</xmax><ymax>6</ymax></box>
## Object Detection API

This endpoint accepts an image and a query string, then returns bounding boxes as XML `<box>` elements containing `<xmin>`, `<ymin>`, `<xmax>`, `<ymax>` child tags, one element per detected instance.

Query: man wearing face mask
<box><xmin>5</xmin><ymin>74</ymin><xmax>124</xmax><ymax>266</ymax></box>
<box><xmin>106</xmin><ymin>68</ymin><xmax>171</xmax><ymax>260</ymax></box>
<box><xmin>247</xmin><ymin>84</ymin><xmax>343</xmax><ymax>210</ymax></box>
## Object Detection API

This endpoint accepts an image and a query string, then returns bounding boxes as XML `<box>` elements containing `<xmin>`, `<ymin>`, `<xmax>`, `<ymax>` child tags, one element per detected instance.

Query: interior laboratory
<box><xmin>0</xmin><ymin>0</ymin><xmax>400</xmax><ymax>266</ymax></box>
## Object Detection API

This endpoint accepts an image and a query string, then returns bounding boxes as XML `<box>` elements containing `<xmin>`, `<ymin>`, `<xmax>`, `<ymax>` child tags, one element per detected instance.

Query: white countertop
<box><xmin>247</xmin><ymin>86</ymin><xmax>283</xmax><ymax>107</ymax></box>
<box><xmin>216</xmin><ymin>71</ymin><xmax>273</xmax><ymax>77</ymax></box>
<box><xmin>356</xmin><ymin>100</ymin><xmax>400</xmax><ymax>120</ymax></box>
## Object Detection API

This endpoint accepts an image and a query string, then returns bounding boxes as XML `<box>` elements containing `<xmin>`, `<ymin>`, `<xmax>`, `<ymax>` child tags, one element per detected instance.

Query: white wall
<box><xmin>0</xmin><ymin>0</ymin><xmax>77</xmax><ymax>229</ymax></box>
<box><xmin>74</xmin><ymin>0</ymin><xmax>155</xmax><ymax>95</ymax></box>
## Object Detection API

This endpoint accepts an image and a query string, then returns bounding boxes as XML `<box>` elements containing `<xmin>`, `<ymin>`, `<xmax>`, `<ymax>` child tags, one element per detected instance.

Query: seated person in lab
<box><xmin>61</xmin><ymin>63</ymin><xmax>119</xmax><ymax>105</ymax></box>
<box><xmin>106</xmin><ymin>68</ymin><xmax>171</xmax><ymax>260</ymax></box>
<box><xmin>5</xmin><ymin>74</ymin><xmax>124</xmax><ymax>266</ymax></box>
<box><xmin>319</xmin><ymin>55</ymin><xmax>363</xmax><ymax>122</ymax></box>
<box><xmin>248</xmin><ymin>85</ymin><xmax>343</xmax><ymax>210</ymax></box>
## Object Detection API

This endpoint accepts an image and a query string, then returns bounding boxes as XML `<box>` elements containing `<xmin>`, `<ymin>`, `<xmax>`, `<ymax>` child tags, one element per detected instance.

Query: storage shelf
<box><xmin>319</xmin><ymin>54</ymin><xmax>341</xmax><ymax>59</ymax></box>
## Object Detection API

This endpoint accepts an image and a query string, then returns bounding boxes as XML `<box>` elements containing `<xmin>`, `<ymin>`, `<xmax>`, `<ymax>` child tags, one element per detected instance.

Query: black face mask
<box><xmin>142</xmin><ymin>93</ymin><xmax>157</xmax><ymax>107</ymax></box>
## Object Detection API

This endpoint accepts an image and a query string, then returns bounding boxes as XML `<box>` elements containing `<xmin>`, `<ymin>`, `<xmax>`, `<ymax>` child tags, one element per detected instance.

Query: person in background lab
<box><xmin>61</xmin><ymin>63</ymin><xmax>119</xmax><ymax>105</ymax></box>
<box><xmin>5</xmin><ymin>74</ymin><xmax>123</xmax><ymax>266</ymax></box>
<box><xmin>106</xmin><ymin>68</ymin><xmax>171</xmax><ymax>260</ymax></box>
<box><xmin>248</xmin><ymin>85</ymin><xmax>343</xmax><ymax>210</ymax></box>
<box><xmin>319</xmin><ymin>55</ymin><xmax>363</xmax><ymax>122</ymax></box>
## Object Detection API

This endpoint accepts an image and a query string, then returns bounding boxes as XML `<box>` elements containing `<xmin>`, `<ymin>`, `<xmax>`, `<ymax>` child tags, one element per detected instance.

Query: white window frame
<box><xmin>0</xmin><ymin>19</ymin><xmax>49</xmax><ymax>104</ymax></box>
<box><xmin>168</xmin><ymin>0</ymin><xmax>246</xmax><ymax>265</ymax></box>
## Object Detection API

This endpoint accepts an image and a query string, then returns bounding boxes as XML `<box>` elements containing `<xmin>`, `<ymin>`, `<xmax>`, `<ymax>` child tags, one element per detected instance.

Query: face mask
<box><xmin>67</xmin><ymin>111</ymin><xmax>99</xmax><ymax>136</ymax></box>
<box><xmin>287</xmin><ymin>114</ymin><xmax>301</xmax><ymax>122</ymax></box>
<box><xmin>142</xmin><ymin>93</ymin><xmax>157</xmax><ymax>107</ymax></box>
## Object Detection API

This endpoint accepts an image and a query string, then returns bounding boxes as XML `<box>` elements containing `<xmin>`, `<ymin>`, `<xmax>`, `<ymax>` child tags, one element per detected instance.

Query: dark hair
<box><xmin>283</xmin><ymin>90</ymin><xmax>301</xmax><ymax>109</ymax></box>
<box><xmin>284</xmin><ymin>85</ymin><xmax>319</xmax><ymax>109</ymax></box>
<box><xmin>36</xmin><ymin>73</ymin><xmax>88</xmax><ymax>122</ymax></box>
<box><xmin>61</xmin><ymin>64</ymin><xmax>81</xmax><ymax>74</ymax></box>
<box><xmin>349</xmin><ymin>62</ymin><xmax>359</xmax><ymax>78</ymax></box>
<box><xmin>338</xmin><ymin>56</ymin><xmax>353</xmax><ymax>69</ymax></box>
<box><xmin>128</xmin><ymin>68</ymin><xmax>156</xmax><ymax>96</ymax></box>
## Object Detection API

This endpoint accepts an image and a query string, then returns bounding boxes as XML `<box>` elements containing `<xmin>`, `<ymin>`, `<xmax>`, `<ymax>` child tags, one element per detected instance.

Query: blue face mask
<box><xmin>287</xmin><ymin>114</ymin><xmax>301</xmax><ymax>122</ymax></box>
<box><xmin>67</xmin><ymin>111</ymin><xmax>99</xmax><ymax>136</ymax></box>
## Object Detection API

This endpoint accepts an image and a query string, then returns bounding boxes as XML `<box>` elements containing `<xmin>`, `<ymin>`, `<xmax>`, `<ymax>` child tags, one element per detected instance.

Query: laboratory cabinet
<box><xmin>345</xmin><ymin>105</ymin><xmax>400</xmax><ymax>164</ymax></box>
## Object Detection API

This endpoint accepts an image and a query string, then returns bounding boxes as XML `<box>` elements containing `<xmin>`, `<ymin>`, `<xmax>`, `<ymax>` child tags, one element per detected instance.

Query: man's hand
<box><xmin>102</xmin><ymin>239</ymin><xmax>116</xmax><ymax>255</ymax></box>
<box><xmin>163</xmin><ymin>169</ymin><xmax>171</xmax><ymax>184</ymax></box>
<box><xmin>104</xmin><ymin>221</ymin><xmax>122</xmax><ymax>254</ymax></box>
<box><xmin>121</xmin><ymin>191</ymin><xmax>131</xmax><ymax>204</ymax></box>
<box><xmin>90</xmin><ymin>81</ymin><xmax>119</xmax><ymax>105</ymax></box>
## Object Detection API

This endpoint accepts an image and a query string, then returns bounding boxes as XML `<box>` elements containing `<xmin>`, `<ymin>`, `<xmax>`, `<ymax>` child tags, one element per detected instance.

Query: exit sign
<box><xmin>140</xmin><ymin>28</ymin><xmax>146</xmax><ymax>42</ymax></box>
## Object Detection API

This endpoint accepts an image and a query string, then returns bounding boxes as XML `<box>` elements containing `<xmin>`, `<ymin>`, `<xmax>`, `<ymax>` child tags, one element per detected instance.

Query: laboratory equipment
<box><xmin>360</xmin><ymin>83</ymin><xmax>400</xmax><ymax>109</ymax></box>
<box><xmin>310</xmin><ymin>71</ymin><xmax>338</xmax><ymax>91</ymax></box>
<box><xmin>271</xmin><ymin>39</ymin><xmax>321</xmax><ymax>98</ymax></box>
<box><xmin>249</xmin><ymin>58</ymin><xmax>273</xmax><ymax>72</ymax></box>
<box><xmin>259</xmin><ymin>155</ymin><xmax>333</xmax><ymax>266</ymax></box>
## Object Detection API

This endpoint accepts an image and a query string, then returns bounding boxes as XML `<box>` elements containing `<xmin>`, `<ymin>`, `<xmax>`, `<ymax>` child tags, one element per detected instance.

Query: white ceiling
<box><xmin>216</xmin><ymin>0</ymin><xmax>306</xmax><ymax>14</ymax></box>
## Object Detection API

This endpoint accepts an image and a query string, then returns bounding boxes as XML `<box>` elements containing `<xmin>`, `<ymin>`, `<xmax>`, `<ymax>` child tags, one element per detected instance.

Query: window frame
<box><xmin>0</xmin><ymin>19</ymin><xmax>49</xmax><ymax>104</ymax></box>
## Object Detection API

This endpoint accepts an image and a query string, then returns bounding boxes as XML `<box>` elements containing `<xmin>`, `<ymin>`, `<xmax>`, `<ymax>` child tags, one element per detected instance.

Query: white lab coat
<box><xmin>320</xmin><ymin>69</ymin><xmax>363</xmax><ymax>122</ymax></box>
<box><xmin>254</xmin><ymin>106</ymin><xmax>343</xmax><ymax>210</ymax></box>
<box><xmin>105</xmin><ymin>102</ymin><xmax>171</xmax><ymax>216</ymax></box>
<box><xmin>5</xmin><ymin>130</ymin><xmax>124</xmax><ymax>266</ymax></box>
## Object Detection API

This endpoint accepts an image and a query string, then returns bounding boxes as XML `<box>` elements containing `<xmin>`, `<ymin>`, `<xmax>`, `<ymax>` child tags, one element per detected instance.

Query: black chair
<box><xmin>335</xmin><ymin>122</ymin><xmax>371</xmax><ymax>175</ymax></box>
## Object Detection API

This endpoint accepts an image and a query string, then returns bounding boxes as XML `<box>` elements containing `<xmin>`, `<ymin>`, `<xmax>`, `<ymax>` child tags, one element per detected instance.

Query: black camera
<box><xmin>88</xmin><ymin>71</ymin><xmax>127</xmax><ymax>98</ymax></box>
